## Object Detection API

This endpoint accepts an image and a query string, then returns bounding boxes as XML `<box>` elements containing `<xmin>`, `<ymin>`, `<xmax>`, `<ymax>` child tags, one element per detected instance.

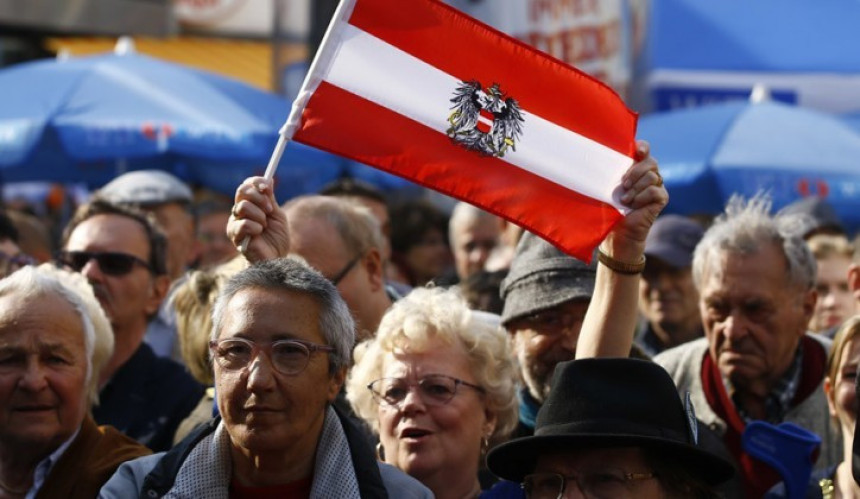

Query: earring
<box><xmin>481</xmin><ymin>435</ymin><xmax>489</xmax><ymax>456</ymax></box>
<box><xmin>376</xmin><ymin>442</ymin><xmax>386</xmax><ymax>461</ymax></box>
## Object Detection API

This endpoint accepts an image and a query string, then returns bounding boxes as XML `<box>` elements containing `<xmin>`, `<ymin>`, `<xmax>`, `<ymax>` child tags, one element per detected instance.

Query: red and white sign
<box><xmin>283</xmin><ymin>0</ymin><xmax>638</xmax><ymax>260</ymax></box>
<box><xmin>446</xmin><ymin>0</ymin><xmax>642</xmax><ymax>99</ymax></box>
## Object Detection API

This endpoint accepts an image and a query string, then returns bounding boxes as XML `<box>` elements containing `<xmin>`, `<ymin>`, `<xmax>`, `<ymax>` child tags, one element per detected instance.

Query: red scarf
<box><xmin>700</xmin><ymin>336</ymin><xmax>825</xmax><ymax>498</ymax></box>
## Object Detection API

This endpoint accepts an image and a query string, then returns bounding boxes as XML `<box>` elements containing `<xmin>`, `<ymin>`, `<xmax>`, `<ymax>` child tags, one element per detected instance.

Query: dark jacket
<box><xmin>93</xmin><ymin>342</ymin><xmax>204</xmax><ymax>452</ymax></box>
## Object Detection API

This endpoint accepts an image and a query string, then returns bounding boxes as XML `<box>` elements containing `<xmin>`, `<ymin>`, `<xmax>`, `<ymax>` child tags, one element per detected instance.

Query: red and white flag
<box><xmin>280</xmin><ymin>0</ymin><xmax>638</xmax><ymax>261</ymax></box>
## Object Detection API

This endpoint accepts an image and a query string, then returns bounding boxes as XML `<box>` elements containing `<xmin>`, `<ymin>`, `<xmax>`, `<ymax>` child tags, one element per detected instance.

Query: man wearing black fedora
<box><xmin>487</xmin><ymin>358</ymin><xmax>736</xmax><ymax>498</ymax></box>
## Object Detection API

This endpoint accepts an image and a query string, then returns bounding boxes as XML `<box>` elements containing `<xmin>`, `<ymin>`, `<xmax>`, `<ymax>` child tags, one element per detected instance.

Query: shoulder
<box><xmin>98</xmin><ymin>453</ymin><xmax>165</xmax><ymax>499</ymax></box>
<box><xmin>377</xmin><ymin>462</ymin><xmax>434</xmax><ymax>499</ymax></box>
<box><xmin>85</xmin><ymin>423</ymin><xmax>153</xmax><ymax>473</ymax></box>
<box><xmin>805</xmin><ymin>332</ymin><xmax>832</xmax><ymax>353</ymax></box>
<box><xmin>654</xmin><ymin>338</ymin><xmax>708</xmax><ymax>375</ymax></box>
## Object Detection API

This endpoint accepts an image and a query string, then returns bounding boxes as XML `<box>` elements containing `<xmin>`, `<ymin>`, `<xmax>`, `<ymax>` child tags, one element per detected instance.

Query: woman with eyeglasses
<box><xmin>99</xmin><ymin>257</ymin><xmax>432</xmax><ymax>498</ymax></box>
<box><xmin>347</xmin><ymin>286</ymin><xmax>519</xmax><ymax>499</ymax></box>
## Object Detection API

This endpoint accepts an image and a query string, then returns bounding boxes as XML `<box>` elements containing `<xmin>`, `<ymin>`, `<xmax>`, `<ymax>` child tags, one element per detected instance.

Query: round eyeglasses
<box><xmin>522</xmin><ymin>469</ymin><xmax>655</xmax><ymax>499</ymax></box>
<box><xmin>209</xmin><ymin>337</ymin><xmax>334</xmax><ymax>376</ymax></box>
<box><xmin>367</xmin><ymin>374</ymin><xmax>485</xmax><ymax>407</ymax></box>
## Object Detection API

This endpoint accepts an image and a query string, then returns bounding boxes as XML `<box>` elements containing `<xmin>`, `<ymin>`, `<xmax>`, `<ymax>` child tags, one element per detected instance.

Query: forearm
<box><xmin>576</xmin><ymin>234</ymin><xmax>644</xmax><ymax>359</ymax></box>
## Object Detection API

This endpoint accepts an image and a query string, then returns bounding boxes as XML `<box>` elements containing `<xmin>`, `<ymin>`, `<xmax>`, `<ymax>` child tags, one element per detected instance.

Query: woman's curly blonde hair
<box><xmin>172</xmin><ymin>256</ymin><xmax>247</xmax><ymax>385</ymax></box>
<box><xmin>346</xmin><ymin>286</ymin><xmax>518</xmax><ymax>444</ymax></box>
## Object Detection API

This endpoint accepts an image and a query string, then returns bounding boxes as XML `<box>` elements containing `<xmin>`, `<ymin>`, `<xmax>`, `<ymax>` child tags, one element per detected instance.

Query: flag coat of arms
<box><xmin>282</xmin><ymin>0</ymin><xmax>638</xmax><ymax>261</ymax></box>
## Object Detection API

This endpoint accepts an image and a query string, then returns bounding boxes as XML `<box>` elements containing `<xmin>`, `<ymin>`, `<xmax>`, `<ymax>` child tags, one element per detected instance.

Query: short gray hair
<box><xmin>0</xmin><ymin>264</ymin><xmax>114</xmax><ymax>405</ymax></box>
<box><xmin>692</xmin><ymin>194</ymin><xmax>816</xmax><ymax>291</ymax></box>
<box><xmin>347</xmin><ymin>287</ymin><xmax>518</xmax><ymax>443</ymax></box>
<box><xmin>210</xmin><ymin>257</ymin><xmax>355</xmax><ymax>373</ymax></box>
<box><xmin>285</xmin><ymin>195</ymin><xmax>384</xmax><ymax>256</ymax></box>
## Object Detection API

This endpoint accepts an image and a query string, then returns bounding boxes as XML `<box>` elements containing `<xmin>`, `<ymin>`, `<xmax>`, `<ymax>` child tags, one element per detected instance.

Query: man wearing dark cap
<box><xmin>500</xmin><ymin>231</ymin><xmax>646</xmax><ymax>437</ymax></box>
<box><xmin>98</xmin><ymin>170</ymin><xmax>197</xmax><ymax>359</ymax></box>
<box><xmin>635</xmin><ymin>214</ymin><xmax>705</xmax><ymax>356</ymax></box>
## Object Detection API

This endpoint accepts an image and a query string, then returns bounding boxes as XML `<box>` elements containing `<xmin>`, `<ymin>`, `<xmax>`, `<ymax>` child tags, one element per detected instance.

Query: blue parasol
<box><xmin>638</xmin><ymin>99</ymin><xmax>860</xmax><ymax>233</ymax></box>
<box><xmin>0</xmin><ymin>48</ymin><xmax>344</xmax><ymax>199</ymax></box>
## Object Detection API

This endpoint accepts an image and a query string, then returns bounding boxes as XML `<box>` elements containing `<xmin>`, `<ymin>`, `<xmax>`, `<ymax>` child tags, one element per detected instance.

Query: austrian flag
<box><xmin>283</xmin><ymin>0</ymin><xmax>638</xmax><ymax>261</ymax></box>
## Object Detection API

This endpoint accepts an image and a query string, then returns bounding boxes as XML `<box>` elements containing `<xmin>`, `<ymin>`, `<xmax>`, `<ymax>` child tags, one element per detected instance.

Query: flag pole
<box><xmin>238</xmin><ymin>0</ymin><xmax>358</xmax><ymax>254</ymax></box>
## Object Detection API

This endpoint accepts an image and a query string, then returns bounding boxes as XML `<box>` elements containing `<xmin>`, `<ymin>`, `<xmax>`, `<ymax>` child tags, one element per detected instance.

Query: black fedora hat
<box><xmin>487</xmin><ymin>358</ymin><xmax>735</xmax><ymax>485</ymax></box>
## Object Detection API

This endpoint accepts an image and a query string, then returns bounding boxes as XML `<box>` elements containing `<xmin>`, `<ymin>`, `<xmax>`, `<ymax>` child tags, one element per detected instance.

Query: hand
<box><xmin>604</xmin><ymin>140</ymin><xmax>669</xmax><ymax>260</ymax></box>
<box><xmin>226</xmin><ymin>177</ymin><xmax>290</xmax><ymax>263</ymax></box>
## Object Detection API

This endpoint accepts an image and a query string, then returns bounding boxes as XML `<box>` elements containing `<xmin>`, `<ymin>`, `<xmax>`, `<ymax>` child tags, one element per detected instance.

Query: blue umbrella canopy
<box><xmin>638</xmin><ymin>100</ymin><xmax>860</xmax><ymax>233</ymax></box>
<box><xmin>0</xmin><ymin>51</ymin><xmax>344</xmax><ymax>198</ymax></box>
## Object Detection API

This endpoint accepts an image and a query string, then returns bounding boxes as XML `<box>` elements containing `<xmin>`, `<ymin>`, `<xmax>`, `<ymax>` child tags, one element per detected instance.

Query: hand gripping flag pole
<box><xmin>238</xmin><ymin>0</ymin><xmax>359</xmax><ymax>254</ymax></box>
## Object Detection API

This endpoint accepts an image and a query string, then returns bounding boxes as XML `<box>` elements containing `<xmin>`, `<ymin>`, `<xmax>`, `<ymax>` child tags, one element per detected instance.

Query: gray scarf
<box><xmin>165</xmin><ymin>406</ymin><xmax>360</xmax><ymax>498</ymax></box>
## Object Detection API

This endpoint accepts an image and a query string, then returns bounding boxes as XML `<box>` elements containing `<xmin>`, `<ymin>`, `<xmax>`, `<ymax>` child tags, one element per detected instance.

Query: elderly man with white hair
<box><xmin>0</xmin><ymin>265</ymin><xmax>150</xmax><ymax>498</ymax></box>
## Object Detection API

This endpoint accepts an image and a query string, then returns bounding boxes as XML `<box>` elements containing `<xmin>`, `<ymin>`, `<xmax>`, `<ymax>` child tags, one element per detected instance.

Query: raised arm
<box><xmin>576</xmin><ymin>140</ymin><xmax>668</xmax><ymax>358</ymax></box>
<box><xmin>226</xmin><ymin>176</ymin><xmax>291</xmax><ymax>263</ymax></box>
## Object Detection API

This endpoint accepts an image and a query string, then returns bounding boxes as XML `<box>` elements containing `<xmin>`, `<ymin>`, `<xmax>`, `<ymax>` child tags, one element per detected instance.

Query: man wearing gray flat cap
<box><xmin>99</xmin><ymin>170</ymin><xmax>196</xmax><ymax>283</ymax></box>
<box><xmin>500</xmin><ymin>231</ymin><xmax>647</xmax><ymax>438</ymax></box>
<box><xmin>98</xmin><ymin>170</ymin><xmax>197</xmax><ymax>360</ymax></box>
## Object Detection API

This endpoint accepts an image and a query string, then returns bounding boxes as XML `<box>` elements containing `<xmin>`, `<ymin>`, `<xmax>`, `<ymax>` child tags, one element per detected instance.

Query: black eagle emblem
<box><xmin>446</xmin><ymin>80</ymin><xmax>524</xmax><ymax>158</ymax></box>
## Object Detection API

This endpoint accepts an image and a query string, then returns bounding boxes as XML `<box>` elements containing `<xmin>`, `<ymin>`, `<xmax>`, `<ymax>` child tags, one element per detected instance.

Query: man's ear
<box><xmin>362</xmin><ymin>248</ymin><xmax>384</xmax><ymax>292</ymax></box>
<box><xmin>799</xmin><ymin>287</ymin><xmax>817</xmax><ymax>336</ymax></box>
<box><xmin>145</xmin><ymin>275</ymin><xmax>171</xmax><ymax>316</ymax></box>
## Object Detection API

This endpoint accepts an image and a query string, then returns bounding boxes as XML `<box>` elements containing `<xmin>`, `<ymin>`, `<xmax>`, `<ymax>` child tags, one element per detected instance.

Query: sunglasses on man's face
<box><xmin>55</xmin><ymin>250</ymin><xmax>153</xmax><ymax>276</ymax></box>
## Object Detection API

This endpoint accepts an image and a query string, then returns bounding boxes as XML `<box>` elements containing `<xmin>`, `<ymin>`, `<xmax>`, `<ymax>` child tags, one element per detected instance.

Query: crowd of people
<box><xmin>0</xmin><ymin>138</ymin><xmax>859</xmax><ymax>498</ymax></box>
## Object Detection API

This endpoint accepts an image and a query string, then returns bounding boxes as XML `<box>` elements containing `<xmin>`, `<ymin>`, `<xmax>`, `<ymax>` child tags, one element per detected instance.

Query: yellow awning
<box><xmin>45</xmin><ymin>36</ymin><xmax>307</xmax><ymax>92</ymax></box>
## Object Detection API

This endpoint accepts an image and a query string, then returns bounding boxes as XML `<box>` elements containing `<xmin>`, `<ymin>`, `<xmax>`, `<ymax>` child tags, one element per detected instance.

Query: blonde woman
<box><xmin>347</xmin><ymin>287</ymin><xmax>518</xmax><ymax>499</ymax></box>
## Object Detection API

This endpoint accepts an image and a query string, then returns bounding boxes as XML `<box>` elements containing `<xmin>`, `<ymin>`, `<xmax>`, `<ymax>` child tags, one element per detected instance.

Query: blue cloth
<box><xmin>481</xmin><ymin>480</ymin><xmax>525</xmax><ymax>498</ymax></box>
<box><xmin>518</xmin><ymin>387</ymin><xmax>540</xmax><ymax>432</ymax></box>
<box><xmin>93</xmin><ymin>343</ymin><xmax>204</xmax><ymax>452</ymax></box>
<box><xmin>764</xmin><ymin>464</ymin><xmax>835</xmax><ymax>498</ymax></box>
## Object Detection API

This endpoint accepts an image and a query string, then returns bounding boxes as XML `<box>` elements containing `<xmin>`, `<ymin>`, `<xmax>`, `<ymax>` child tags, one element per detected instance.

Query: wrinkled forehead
<box><xmin>216</xmin><ymin>286</ymin><xmax>323</xmax><ymax>341</ymax></box>
<box><xmin>68</xmin><ymin>213</ymin><xmax>151</xmax><ymax>254</ymax></box>
<box><xmin>0</xmin><ymin>291</ymin><xmax>85</xmax><ymax>346</ymax></box>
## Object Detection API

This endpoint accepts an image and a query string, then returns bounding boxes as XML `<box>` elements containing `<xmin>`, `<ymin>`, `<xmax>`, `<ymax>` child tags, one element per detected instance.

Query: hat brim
<box><xmin>487</xmin><ymin>433</ymin><xmax>735</xmax><ymax>486</ymax></box>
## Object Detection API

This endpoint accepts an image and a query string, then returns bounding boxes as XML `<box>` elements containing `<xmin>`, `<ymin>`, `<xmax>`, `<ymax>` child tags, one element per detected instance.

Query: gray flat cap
<box><xmin>500</xmin><ymin>231</ymin><xmax>596</xmax><ymax>326</ymax></box>
<box><xmin>99</xmin><ymin>170</ymin><xmax>192</xmax><ymax>206</ymax></box>
<box><xmin>777</xmin><ymin>196</ymin><xmax>844</xmax><ymax>238</ymax></box>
